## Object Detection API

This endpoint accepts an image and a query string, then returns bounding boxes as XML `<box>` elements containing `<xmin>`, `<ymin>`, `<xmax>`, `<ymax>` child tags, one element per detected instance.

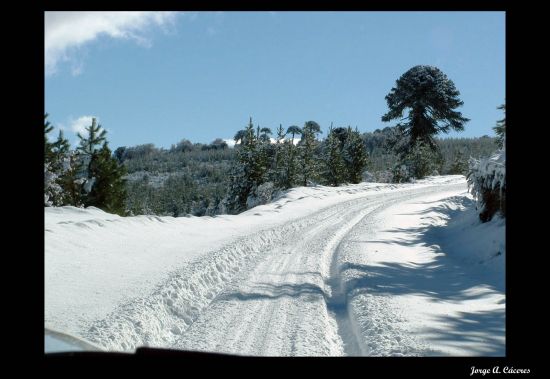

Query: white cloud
<box><xmin>223</xmin><ymin>139</ymin><xmax>236</xmax><ymax>148</ymax></box>
<box><xmin>69</xmin><ymin>115</ymin><xmax>98</xmax><ymax>137</ymax></box>
<box><xmin>45</xmin><ymin>11</ymin><xmax>177</xmax><ymax>76</ymax></box>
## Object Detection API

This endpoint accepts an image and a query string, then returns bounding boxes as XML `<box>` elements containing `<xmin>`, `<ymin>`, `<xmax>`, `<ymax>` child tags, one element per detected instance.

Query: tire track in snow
<box><xmin>174</xmin><ymin>185</ymin><xmax>460</xmax><ymax>355</ymax></box>
<box><xmin>325</xmin><ymin>182</ymin><xmax>468</xmax><ymax>356</ymax></box>
<box><xmin>81</xmin><ymin>191</ymin><xmax>379</xmax><ymax>351</ymax></box>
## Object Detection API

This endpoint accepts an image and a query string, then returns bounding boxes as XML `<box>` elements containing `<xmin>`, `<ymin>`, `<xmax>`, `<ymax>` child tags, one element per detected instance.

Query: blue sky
<box><xmin>45</xmin><ymin>11</ymin><xmax>505</xmax><ymax>149</ymax></box>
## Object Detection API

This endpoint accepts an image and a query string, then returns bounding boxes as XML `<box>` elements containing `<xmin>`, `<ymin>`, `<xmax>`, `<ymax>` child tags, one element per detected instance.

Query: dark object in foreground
<box><xmin>46</xmin><ymin>347</ymin><xmax>248</xmax><ymax>359</ymax></box>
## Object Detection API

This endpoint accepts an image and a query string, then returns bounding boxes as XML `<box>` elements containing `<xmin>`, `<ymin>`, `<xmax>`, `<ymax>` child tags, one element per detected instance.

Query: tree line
<box><xmin>224</xmin><ymin>118</ymin><xmax>369</xmax><ymax>213</ymax></box>
<box><xmin>45</xmin><ymin>65</ymin><xmax>504</xmax><ymax>220</ymax></box>
<box><xmin>44</xmin><ymin>116</ymin><xmax>127</xmax><ymax>215</ymax></box>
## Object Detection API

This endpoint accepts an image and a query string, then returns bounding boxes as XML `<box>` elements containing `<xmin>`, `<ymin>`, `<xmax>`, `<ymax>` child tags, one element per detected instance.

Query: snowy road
<box><xmin>46</xmin><ymin>177</ymin><xmax>504</xmax><ymax>356</ymax></box>
<box><xmin>171</xmin><ymin>186</ymin><xmax>454</xmax><ymax>355</ymax></box>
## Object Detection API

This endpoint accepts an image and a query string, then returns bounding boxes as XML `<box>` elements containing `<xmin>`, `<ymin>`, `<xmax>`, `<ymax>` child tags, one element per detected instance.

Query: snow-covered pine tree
<box><xmin>225</xmin><ymin>163</ymin><xmax>249</xmax><ymax>214</ymax></box>
<box><xmin>44</xmin><ymin>114</ymin><xmax>73</xmax><ymax>206</ymax></box>
<box><xmin>44</xmin><ymin>162</ymin><xmax>63</xmax><ymax>206</ymax></box>
<box><xmin>255</xmin><ymin>125</ymin><xmax>272</xmax><ymax>185</ymax></box>
<box><xmin>44</xmin><ymin>113</ymin><xmax>55</xmax><ymax>163</ymax></box>
<box><xmin>467</xmin><ymin>149</ymin><xmax>505</xmax><ymax>222</ymax></box>
<box><xmin>321</xmin><ymin>126</ymin><xmax>346</xmax><ymax>186</ymax></box>
<box><xmin>468</xmin><ymin>108</ymin><xmax>506</xmax><ymax>222</ymax></box>
<box><xmin>282</xmin><ymin>125</ymin><xmax>302</xmax><ymax>189</ymax></box>
<box><xmin>268</xmin><ymin>124</ymin><xmax>288</xmax><ymax>188</ymax></box>
<box><xmin>342</xmin><ymin>127</ymin><xmax>369</xmax><ymax>184</ymax></box>
<box><xmin>299</xmin><ymin>121</ymin><xmax>322</xmax><ymax>186</ymax></box>
<box><xmin>493</xmin><ymin>104</ymin><xmax>505</xmax><ymax>149</ymax></box>
<box><xmin>226</xmin><ymin>118</ymin><xmax>264</xmax><ymax>213</ymax></box>
<box><xmin>60</xmin><ymin>151</ymin><xmax>86</xmax><ymax>207</ymax></box>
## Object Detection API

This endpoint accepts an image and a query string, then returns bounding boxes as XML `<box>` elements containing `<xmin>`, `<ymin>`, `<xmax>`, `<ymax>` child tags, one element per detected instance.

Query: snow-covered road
<box><xmin>45</xmin><ymin>176</ymin><xmax>505</xmax><ymax>356</ymax></box>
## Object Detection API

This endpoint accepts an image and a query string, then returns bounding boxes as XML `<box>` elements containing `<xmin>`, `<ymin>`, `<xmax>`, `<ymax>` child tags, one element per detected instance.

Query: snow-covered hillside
<box><xmin>45</xmin><ymin>175</ymin><xmax>504</xmax><ymax>356</ymax></box>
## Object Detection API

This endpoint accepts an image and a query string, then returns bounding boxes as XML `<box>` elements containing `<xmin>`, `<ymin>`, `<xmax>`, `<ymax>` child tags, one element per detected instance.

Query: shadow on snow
<box><xmin>216</xmin><ymin>195</ymin><xmax>504</xmax><ymax>355</ymax></box>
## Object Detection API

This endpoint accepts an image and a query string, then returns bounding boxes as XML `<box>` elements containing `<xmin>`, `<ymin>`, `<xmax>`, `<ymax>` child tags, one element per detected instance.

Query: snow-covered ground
<box><xmin>45</xmin><ymin>175</ymin><xmax>504</xmax><ymax>356</ymax></box>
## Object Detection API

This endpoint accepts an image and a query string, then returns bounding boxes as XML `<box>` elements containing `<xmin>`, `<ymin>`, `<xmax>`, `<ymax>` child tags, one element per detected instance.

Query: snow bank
<box><xmin>467</xmin><ymin>149</ymin><xmax>505</xmax><ymax>221</ymax></box>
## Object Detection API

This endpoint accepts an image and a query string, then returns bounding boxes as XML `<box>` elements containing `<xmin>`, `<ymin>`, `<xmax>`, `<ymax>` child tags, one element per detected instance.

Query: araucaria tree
<box><xmin>382</xmin><ymin>65</ymin><xmax>468</xmax><ymax>179</ymax></box>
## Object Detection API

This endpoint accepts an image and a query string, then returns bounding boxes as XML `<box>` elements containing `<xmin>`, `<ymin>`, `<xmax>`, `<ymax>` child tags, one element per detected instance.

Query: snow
<box><xmin>45</xmin><ymin>175</ymin><xmax>504</xmax><ymax>355</ymax></box>
<box><xmin>467</xmin><ymin>149</ymin><xmax>506</xmax><ymax>209</ymax></box>
<box><xmin>338</xmin><ymin>191</ymin><xmax>504</xmax><ymax>356</ymax></box>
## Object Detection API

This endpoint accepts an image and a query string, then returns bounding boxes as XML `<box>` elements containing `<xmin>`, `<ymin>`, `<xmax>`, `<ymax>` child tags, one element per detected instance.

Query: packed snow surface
<box><xmin>45</xmin><ymin>175</ymin><xmax>504</xmax><ymax>355</ymax></box>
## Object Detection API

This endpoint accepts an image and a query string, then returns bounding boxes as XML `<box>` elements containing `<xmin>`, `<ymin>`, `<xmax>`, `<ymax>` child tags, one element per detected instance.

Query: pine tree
<box><xmin>449</xmin><ymin>151</ymin><xmax>468</xmax><ymax>175</ymax></box>
<box><xmin>322</xmin><ymin>126</ymin><xmax>346</xmax><ymax>186</ymax></box>
<box><xmin>342</xmin><ymin>127</ymin><xmax>369</xmax><ymax>184</ymax></box>
<box><xmin>44</xmin><ymin>114</ymin><xmax>73</xmax><ymax>206</ymax></box>
<box><xmin>76</xmin><ymin>118</ymin><xmax>127</xmax><ymax>214</ymax></box>
<box><xmin>86</xmin><ymin>143</ymin><xmax>128</xmax><ymax>215</ymax></box>
<box><xmin>226</xmin><ymin>118</ymin><xmax>263</xmax><ymax>213</ymax></box>
<box><xmin>269</xmin><ymin>124</ymin><xmax>287</xmax><ymax>187</ymax></box>
<box><xmin>52</xmin><ymin>130</ymin><xmax>70</xmax><ymax>157</ymax></box>
<box><xmin>255</xmin><ymin>125</ymin><xmax>272</xmax><ymax>184</ymax></box>
<box><xmin>60</xmin><ymin>151</ymin><xmax>86</xmax><ymax>207</ymax></box>
<box><xmin>282</xmin><ymin>125</ymin><xmax>302</xmax><ymax>188</ymax></box>
<box><xmin>493</xmin><ymin>104</ymin><xmax>505</xmax><ymax>149</ymax></box>
<box><xmin>400</xmin><ymin>139</ymin><xmax>442</xmax><ymax>179</ymax></box>
<box><xmin>77</xmin><ymin>118</ymin><xmax>106</xmax><ymax>181</ymax></box>
<box><xmin>299</xmin><ymin>121</ymin><xmax>322</xmax><ymax>186</ymax></box>
<box><xmin>77</xmin><ymin>118</ymin><xmax>107</xmax><ymax>157</ymax></box>
<box><xmin>44</xmin><ymin>113</ymin><xmax>55</xmax><ymax>164</ymax></box>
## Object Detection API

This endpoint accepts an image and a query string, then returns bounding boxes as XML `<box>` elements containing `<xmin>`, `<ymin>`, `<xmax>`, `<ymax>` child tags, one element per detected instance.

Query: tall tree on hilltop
<box><xmin>382</xmin><ymin>65</ymin><xmax>469</xmax><ymax>156</ymax></box>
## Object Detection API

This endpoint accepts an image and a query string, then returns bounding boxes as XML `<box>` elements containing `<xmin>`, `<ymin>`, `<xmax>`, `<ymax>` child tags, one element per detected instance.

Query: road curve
<box><xmin>167</xmin><ymin>181</ymin><xmax>467</xmax><ymax>356</ymax></box>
